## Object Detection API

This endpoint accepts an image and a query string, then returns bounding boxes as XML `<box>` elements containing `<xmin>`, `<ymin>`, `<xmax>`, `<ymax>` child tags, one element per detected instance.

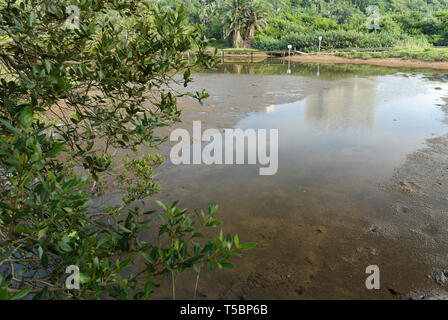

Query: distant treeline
<box><xmin>160</xmin><ymin>0</ymin><xmax>448</xmax><ymax>51</ymax></box>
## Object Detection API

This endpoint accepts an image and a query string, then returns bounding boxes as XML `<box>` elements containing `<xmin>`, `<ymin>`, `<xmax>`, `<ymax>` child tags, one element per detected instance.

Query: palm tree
<box><xmin>222</xmin><ymin>0</ymin><xmax>247</xmax><ymax>48</ymax></box>
<box><xmin>244</xmin><ymin>1</ymin><xmax>268</xmax><ymax>47</ymax></box>
<box><xmin>222</xmin><ymin>0</ymin><xmax>268</xmax><ymax>48</ymax></box>
<box><xmin>199</xmin><ymin>0</ymin><xmax>218</xmax><ymax>30</ymax></box>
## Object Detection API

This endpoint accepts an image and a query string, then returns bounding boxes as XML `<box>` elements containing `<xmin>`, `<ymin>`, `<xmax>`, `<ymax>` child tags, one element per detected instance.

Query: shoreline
<box><xmin>281</xmin><ymin>54</ymin><xmax>448</xmax><ymax>70</ymax></box>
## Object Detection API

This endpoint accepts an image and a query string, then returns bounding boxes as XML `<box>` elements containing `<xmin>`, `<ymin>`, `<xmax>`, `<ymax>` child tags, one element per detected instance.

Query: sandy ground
<box><xmin>283</xmin><ymin>54</ymin><xmax>448</xmax><ymax>70</ymax></box>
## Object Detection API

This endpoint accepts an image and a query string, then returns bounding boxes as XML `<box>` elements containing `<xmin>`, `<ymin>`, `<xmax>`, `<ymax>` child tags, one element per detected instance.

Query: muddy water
<box><xmin>143</xmin><ymin>62</ymin><xmax>448</xmax><ymax>299</ymax></box>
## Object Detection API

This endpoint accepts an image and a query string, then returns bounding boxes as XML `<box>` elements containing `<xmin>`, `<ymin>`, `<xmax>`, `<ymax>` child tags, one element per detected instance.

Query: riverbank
<box><xmin>282</xmin><ymin>54</ymin><xmax>448</xmax><ymax>70</ymax></box>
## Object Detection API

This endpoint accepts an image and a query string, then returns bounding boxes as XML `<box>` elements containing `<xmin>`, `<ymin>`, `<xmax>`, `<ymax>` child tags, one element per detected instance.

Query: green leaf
<box><xmin>118</xmin><ymin>258</ymin><xmax>131</xmax><ymax>270</ymax></box>
<box><xmin>0</xmin><ymin>119</ymin><xmax>22</xmax><ymax>136</ymax></box>
<box><xmin>38</xmin><ymin>228</ymin><xmax>47</xmax><ymax>240</ymax></box>
<box><xmin>240</xmin><ymin>242</ymin><xmax>257</xmax><ymax>251</ymax></box>
<box><xmin>58</xmin><ymin>241</ymin><xmax>72</xmax><ymax>252</ymax></box>
<box><xmin>44</xmin><ymin>60</ymin><xmax>52</xmax><ymax>74</ymax></box>
<box><xmin>180</xmin><ymin>243</ymin><xmax>188</xmax><ymax>259</ymax></box>
<box><xmin>46</xmin><ymin>143</ymin><xmax>64</xmax><ymax>158</ymax></box>
<box><xmin>41</xmin><ymin>253</ymin><xmax>48</xmax><ymax>268</ymax></box>
<box><xmin>234</xmin><ymin>235</ymin><xmax>240</xmax><ymax>249</ymax></box>
<box><xmin>79</xmin><ymin>273</ymin><xmax>90</xmax><ymax>284</ymax></box>
<box><xmin>221</xmin><ymin>263</ymin><xmax>235</xmax><ymax>269</ymax></box>
<box><xmin>143</xmin><ymin>279</ymin><xmax>153</xmax><ymax>299</ymax></box>
<box><xmin>11</xmin><ymin>288</ymin><xmax>31</xmax><ymax>300</ymax></box>
<box><xmin>208</xmin><ymin>203</ymin><xmax>218</xmax><ymax>216</ymax></box>
<box><xmin>140</xmin><ymin>252</ymin><xmax>154</xmax><ymax>264</ymax></box>
<box><xmin>118</xmin><ymin>224</ymin><xmax>132</xmax><ymax>233</ymax></box>
<box><xmin>226</xmin><ymin>233</ymin><xmax>232</xmax><ymax>249</ymax></box>
<box><xmin>19</xmin><ymin>106</ymin><xmax>33</xmax><ymax>126</ymax></box>
<box><xmin>0</xmin><ymin>288</ymin><xmax>9</xmax><ymax>300</ymax></box>
<box><xmin>186</xmin><ymin>254</ymin><xmax>204</xmax><ymax>264</ymax></box>
<box><xmin>156</xmin><ymin>201</ymin><xmax>169</xmax><ymax>213</ymax></box>
<box><xmin>159</xmin><ymin>224</ymin><xmax>168</xmax><ymax>236</ymax></box>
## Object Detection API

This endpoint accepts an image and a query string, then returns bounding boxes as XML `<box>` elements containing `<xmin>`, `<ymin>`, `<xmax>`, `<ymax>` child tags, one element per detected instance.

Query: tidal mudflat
<box><xmin>96</xmin><ymin>61</ymin><xmax>448</xmax><ymax>299</ymax></box>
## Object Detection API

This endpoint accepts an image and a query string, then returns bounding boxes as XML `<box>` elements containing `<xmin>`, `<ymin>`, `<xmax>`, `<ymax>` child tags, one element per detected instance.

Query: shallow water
<box><xmin>149</xmin><ymin>61</ymin><xmax>448</xmax><ymax>299</ymax></box>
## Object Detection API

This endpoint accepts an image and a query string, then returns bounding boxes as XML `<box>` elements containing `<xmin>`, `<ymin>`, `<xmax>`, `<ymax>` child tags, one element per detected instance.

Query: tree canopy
<box><xmin>159</xmin><ymin>0</ymin><xmax>448</xmax><ymax>48</ymax></box>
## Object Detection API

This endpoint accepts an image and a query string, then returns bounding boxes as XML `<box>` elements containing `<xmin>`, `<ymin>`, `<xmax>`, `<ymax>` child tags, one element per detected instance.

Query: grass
<box><xmin>327</xmin><ymin>38</ymin><xmax>448</xmax><ymax>62</ymax></box>
<box><xmin>320</xmin><ymin>36</ymin><xmax>448</xmax><ymax>62</ymax></box>
<box><xmin>332</xmin><ymin>47</ymin><xmax>448</xmax><ymax>62</ymax></box>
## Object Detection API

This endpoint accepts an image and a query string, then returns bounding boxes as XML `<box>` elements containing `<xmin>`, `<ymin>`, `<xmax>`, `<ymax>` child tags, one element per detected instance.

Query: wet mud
<box><xmin>92</xmin><ymin>62</ymin><xmax>448</xmax><ymax>299</ymax></box>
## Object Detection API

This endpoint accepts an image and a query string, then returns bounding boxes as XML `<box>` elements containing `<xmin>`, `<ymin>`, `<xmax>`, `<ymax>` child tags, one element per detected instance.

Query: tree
<box><xmin>244</xmin><ymin>0</ymin><xmax>269</xmax><ymax>47</ymax></box>
<box><xmin>222</xmin><ymin>0</ymin><xmax>268</xmax><ymax>48</ymax></box>
<box><xmin>222</xmin><ymin>0</ymin><xmax>247</xmax><ymax>48</ymax></box>
<box><xmin>199</xmin><ymin>0</ymin><xmax>219</xmax><ymax>30</ymax></box>
<box><xmin>0</xmin><ymin>0</ymin><xmax>255</xmax><ymax>300</ymax></box>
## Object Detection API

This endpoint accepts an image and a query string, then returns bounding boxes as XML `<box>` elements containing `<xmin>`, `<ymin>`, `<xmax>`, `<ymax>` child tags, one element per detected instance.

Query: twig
<box><xmin>193</xmin><ymin>268</ymin><xmax>200</xmax><ymax>300</ymax></box>
<box><xmin>172</xmin><ymin>273</ymin><xmax>176</xmax><ymax>300</ymax></box>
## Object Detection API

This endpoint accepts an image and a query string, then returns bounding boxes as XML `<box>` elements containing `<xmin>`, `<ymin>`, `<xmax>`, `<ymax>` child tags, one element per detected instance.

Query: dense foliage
<box><xmin>0</xmin><ymin>0</ymin><xmax>254</xmax><ymax>300</ymax></box>
<box><xmin>160</xmin><ymin>0</ymin><xmax>448</xmax><ymax>50</ymax></box>
<box><xmin>254</xmin><ymin>30</ymin><xmax>419</xmax><ymax>52</ymax></box>
<box><xmin>2</xmin><ymin>0</ymin><xmax>448</xmax><ymax>301</ymax></box>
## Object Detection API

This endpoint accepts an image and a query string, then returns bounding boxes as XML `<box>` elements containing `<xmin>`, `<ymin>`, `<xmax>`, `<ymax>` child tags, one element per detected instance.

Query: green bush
<box><xmin>0</xmin><ymin>0</ymin><xmax>255</xmax><ymax>300</ymax></box>
<box><xmin>0</xmin><ymin>109</ymin><xmax>253</xmax><ymax>299</ymax></box>
<box><xmin>262</xmin><ymin>13</ymin><xmax>340</xmax><ymax>39</ymax></box>
<box><xmin>254</xmin><ymin>30</ymin><xmax>422</xmax><ymax>52</ymax></box>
